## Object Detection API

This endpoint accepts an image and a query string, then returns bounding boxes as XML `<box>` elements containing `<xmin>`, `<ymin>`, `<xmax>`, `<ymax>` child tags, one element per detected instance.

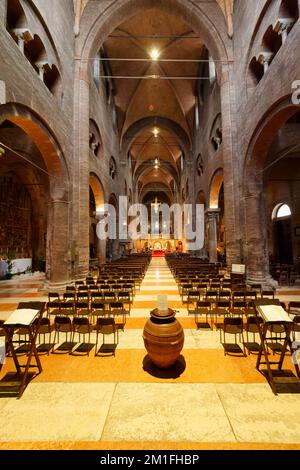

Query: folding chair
<box><xmin>75</xmin><ymin>301</ymin><xmax>90</xmax><ymax>317</ymax></box>
<box><xmin>71</xmin><ymin>317</ymin><xmax>92</xmax><ymax>356</ymax></box>
<box><xmin>195</xmin><ymin>301</ymin><xmax>211</xmax><ymax>328</ymax></box>
<box><xmin>221</xmin><ymin>317</ymin><xmax>246</xmax><ymax>356</ymax></box>
<box><xmin>110</xmin><ymin>302</ymin><xmax>126</xmax><ymax>330</ymax></box>
<box><xmin>244</xmin><ymin>316</ymin><xmax>263</xmax><ymax>354</ymax></box>
<box><xmin>187</xmin><ymin>290</ymin><xmax>200</xmax><ymax>314</ymax></box>
<box><xmin>53</xmin><ymin>316</ymin><xmax>72</xmax><ymax>346</ymax></box>
<box><xmin>95</xmin><ymin>318</ymin><xmax>118</xmax><ymax>356</ymax></box>
<box><xmin>214</xmin><ymin>300</ymin><xmax>231</xmax><ymax>329</ymax></box>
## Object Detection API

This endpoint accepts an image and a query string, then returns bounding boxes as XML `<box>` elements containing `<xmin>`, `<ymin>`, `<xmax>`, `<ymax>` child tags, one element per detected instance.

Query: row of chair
<box><xmin>12</xmin><ymin>315</ymin><xmax>119</xmax><ymax>357</ymax></box>
<box><xmin>47</xmin><ymin>299</ymin><xmax>128</xmax><ymax>322</ymax></box>
<box><xmin>183</xmin><ymin>288</ymin><xmax>275</xmax><ymax>305</ymax></box>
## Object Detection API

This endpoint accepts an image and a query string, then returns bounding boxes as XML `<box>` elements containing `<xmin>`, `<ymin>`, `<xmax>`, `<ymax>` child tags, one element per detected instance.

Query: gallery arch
<box><xmin>243</xmin><ymin>101</ymin><xmax>300</xmax><ymax>286</ymax></box>
<box><xmin>0</xmin><ymin>104</ymin><xmax>70</xmax><ymax>285</ymax></box>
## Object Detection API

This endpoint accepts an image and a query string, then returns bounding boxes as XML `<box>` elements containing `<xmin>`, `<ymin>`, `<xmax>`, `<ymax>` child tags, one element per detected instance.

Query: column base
<box><xmin>42</xmin><ymin>280</ymin><xmax>71</xmax><ymax>292</ymax></box>
<box><xmin>247</xmin><ymin>272</ymin><xmax>278</xmax><ymax>290</ymax></box>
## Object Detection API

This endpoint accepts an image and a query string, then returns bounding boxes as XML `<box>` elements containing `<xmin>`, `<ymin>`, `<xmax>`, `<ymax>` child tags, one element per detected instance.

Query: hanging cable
<box><xmin>87</xmin><ymin>74</ymin><xmax>210</xmax><ymax>80</ymax></box>
<box><xmin>77</xmin><ymin>57</ymin><xmax>232</xmax><ymax>63</ymax></box>
<box><xmin>0</xmin><ymin>141</ymin><xmax>51</xmax><ymax>177</ymax></box>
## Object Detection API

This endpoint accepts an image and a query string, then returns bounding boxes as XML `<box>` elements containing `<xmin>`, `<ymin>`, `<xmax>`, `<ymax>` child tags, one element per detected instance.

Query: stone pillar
<box><xmin>244</xmin><ymin>190</ymin><xmax>277</xmax><ymax>288</ymax></box>
<box><xmin>45</xmin><ymin>199</ymin><xmax>70</xmax><ymax>287</ymax></box>
<box><xmin>220</xmin><ymin>63</ymin><xmax>242</xmax><ymax>268</ymax></box>
<box><xmin>97</xmin><ymin>238</ymin><xmax>106</xmax><ymax>266</ymax></box>
<box><xmin>206</xmin><ymin>209</ymin><xmax>220</xmax><ymax>263</ymax></box>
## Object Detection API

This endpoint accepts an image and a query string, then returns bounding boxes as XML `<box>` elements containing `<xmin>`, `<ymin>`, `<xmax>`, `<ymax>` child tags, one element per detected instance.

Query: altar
<box><xmin>0</xmin><ymin>258</ymin><xmax>32</xmax><ymax>277</ymax></box>
<box><xmin>152</xmin><ymin>249</ymin><xmax>165</xmax><ymax>257</ymax></box>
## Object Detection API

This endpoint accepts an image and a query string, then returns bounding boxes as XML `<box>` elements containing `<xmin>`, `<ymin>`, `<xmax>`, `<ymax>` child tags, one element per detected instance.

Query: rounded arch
<box><xmin>209</xmin><ymin>168</ymin><xmax>223</xmax><ymax>208</ymax></box>
<box><xmin>0</xmin><ymin>104</ymin><xmax>70</xmax><ymax>284</ymax></box>
<box><xmin>89</xmin><ymin>172</ymin><xmax>105</xmax><ymax>213</ymax></box>
<box><xmin>0</xmin><ymin>103</ymin><xmax>69</xmax><ymax>197</ymax></box>
<box><xmin>78</xmin><ymin>0</ymin><xmax>230</xmax><ymax>77</ymax></box>
<box><xmin>243</xmin><ymin>97</ymin><xmax>300</xmax><ymax>193</ymax></box>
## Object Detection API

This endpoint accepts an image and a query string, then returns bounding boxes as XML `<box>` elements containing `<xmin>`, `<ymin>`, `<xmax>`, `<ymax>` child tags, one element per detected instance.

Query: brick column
<box><xmin>244</xmin><ymin>189</ymin><xmax>277</xmax><ymax>288</ymax></box>
<box><xmin>220</xmin><ymin>63</ymin><xmax>242</xmax><ymax>268</ymax></box>
<box><xmin>45</xmin><ymin>199</ymin><xmax>70</xmax><ymax>287</ymax></box>
<box><xmin>73</xmin><ymin>62</ymin><xmax>90</xmax><ymax>279</ymax></box>
<box><xmin>206</xmin><ymin>209</ymin><xmax>220</xmax><ymax>263</ymax></box>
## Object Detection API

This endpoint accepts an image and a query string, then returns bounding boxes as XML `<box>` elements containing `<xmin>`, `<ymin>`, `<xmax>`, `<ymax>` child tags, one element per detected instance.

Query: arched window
<box><xmin>272</xmin><ymin>203</ymin><xmax>292</xmax><ymax>220</ymax></box>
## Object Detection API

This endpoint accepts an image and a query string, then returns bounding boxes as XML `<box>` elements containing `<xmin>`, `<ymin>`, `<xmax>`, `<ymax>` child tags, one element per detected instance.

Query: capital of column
<box><xmin>257</xmin><ymin>52</ymin><xmax>274</xmax><ymax>72</ymax></box>
<box><xmin>205</xmin><ymin>208</ymin><xmax>221</xmax><ymax>220</ymax></box>
<box><xmin>35</xmin><ymin>61</ymin><xmax>48</xmax><ymax>80</ymax></box>
<box><xmin>274</xmin><ymin>18</ymin><xmax>294</xmax><ymax>43</ymax></box>
<box><xmin>11</xmin><ymin>28</ymin><xmax>33</xmax><ymax>43</ymax></box>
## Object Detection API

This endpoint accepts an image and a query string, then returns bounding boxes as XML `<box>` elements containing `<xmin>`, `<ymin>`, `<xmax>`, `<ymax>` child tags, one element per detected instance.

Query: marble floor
<box><xmin>1</xmin><ymin>258</ymin><xmax>300</xmax><ymax>450</ymax></box>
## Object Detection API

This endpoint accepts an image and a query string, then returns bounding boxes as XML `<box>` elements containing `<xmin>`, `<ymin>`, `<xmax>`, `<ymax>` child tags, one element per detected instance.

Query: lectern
<box><xmin>254</xmin><ymin>299</ymin><xmax>300</xmax><ymax>394</ymax></box>
<box><xmin>2</xmin><ymin>302</ymin><xmax>45</xmax><ymax>398</ymax></box>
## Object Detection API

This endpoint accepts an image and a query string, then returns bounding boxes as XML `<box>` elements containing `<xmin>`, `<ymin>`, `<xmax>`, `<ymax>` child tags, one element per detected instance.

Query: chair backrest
<box><xmin>96</xmin><ymin>317</ymin><xmax>116</xmax><ymax>334</ymax></box>
<box><xmin>48</xmin><ymin>292</ymin><xmax>60</xmax><ymax>300</ymax></box>
<box><xmin>261</xmin><ymin>290</ymin><xmax>275</xmax><ymax>298</ymax></box>
<box><xmin>91</xmin><ymin>301</ymin><xmax>105</xmax><ymax>310</ymax></box>
<box><xmin>60</xmin><ymin>302</ymin><xmax>74</xmax><ymax>312</ymax></box>
<box><xmin>206</xmin><ymin>290</ymin><xmax>218</xmax><ymax>299</ymax></box>
<box><xmin>219</xmin><ymin>292</ymin><xmax>230</xmax><ymax>300</ymax></box>
<box><xmin>66</xmin><ymin>286</ymin><xmax>76</xmax><ymax>292</ymax></box>
<box><xmin>293</xmin><ymin>315</ymin><xmax>300</xmax><ymax>332</ymax></box>
<box><xmin>223</xmin><ymin>317</ymin><xmax>243</xmax><ymax>333</ymax></box>
<box><xmin>73</xmin><ymin>316</ymin><xmax>89</xmax><ymax>326</ymax></box>
<box><xmin>197</xmin><ymin>301</ymin><xmax>211</xmax><ymax>309</ymax></box>
<box><xmin>110</xmin><ymin>302</ymin><xmax>124</xmax><ymax>311</ymax></box>
<box><xmin>63</xmin><ymin>292</ymin><xmax>75</xmax><ymax>300</ymax></box>
<box><xmin>217</xmin><ymin>301</ymin><xmax>230</xmax><ymax>309</ymax></box>
<box><xmin>289</xmin><ymin>301</ymin><xmax>300</xmax><ymax>311</ymax></box>
<box><xmin>54</xmin><ymin>315</ymin><xmax>72</xmax><ymax>328</ymax></box>
<box><xmin>246</xmin><ymin>315</ymin><xmax>263</xmax><ymax>331</ymax></box>
<box><xmin>75</xmin><ymin>301</ymin><xmax>89</xmax><ymax>314</ymax></box>
<box><xmin>78</xmin><ymin>285</ymin><xmax>88</xmax><ymax>292</ymax></box>
<box><xmin>92</xmin><ymin>292</ymin><xmax>103</xmax><ymax>300</ymax></box>
<box><xmin>77</xmin><ymin>292</ymin><xmax>89</xmax><ymax>300</ymax></box>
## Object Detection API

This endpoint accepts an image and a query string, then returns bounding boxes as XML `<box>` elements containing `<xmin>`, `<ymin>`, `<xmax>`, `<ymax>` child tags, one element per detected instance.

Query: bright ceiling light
<box><xmin>153</xmin><ymin>128</ymin><xmax>159</xmax><ymax>138</ymax></box>
<box><xmin>154</xmin><ymin>157</ymin><xmax>160</xmax><ymax>169</ymax></box>
<box><xmin>150</xmin><ymin>48</ymin><xmax>160</xmax><ymax>61</ymax></box>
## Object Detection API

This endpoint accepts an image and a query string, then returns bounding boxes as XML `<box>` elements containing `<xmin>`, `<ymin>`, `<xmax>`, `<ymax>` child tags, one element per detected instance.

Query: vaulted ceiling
<box><xmin>102</xmin><ymin>7</ymin><xmax>205</xmax><ymax>197</ymax></box>
<box><xmin>75</xmin><ymin>0</ymin><xmax>234</xmax><ymax>199</ymax></box>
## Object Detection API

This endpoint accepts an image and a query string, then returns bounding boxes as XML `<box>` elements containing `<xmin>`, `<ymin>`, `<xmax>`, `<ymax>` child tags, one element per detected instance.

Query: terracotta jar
<box><xmin>143</xmin><ymin>308</ymin><xmax>184</xmax><ymax>369</ymax></box>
